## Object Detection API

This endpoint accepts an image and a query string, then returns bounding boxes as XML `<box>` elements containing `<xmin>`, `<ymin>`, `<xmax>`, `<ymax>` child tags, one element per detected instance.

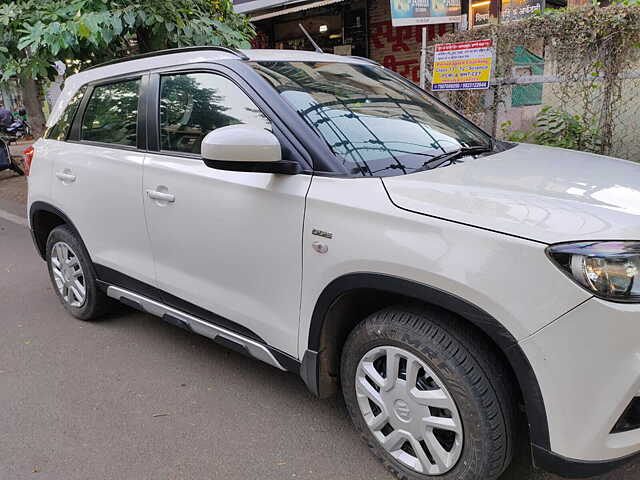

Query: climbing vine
<box><xmin>433</xmin><ymin>5</ymin><xmax>640</xmax><ymax>157</ymax></box>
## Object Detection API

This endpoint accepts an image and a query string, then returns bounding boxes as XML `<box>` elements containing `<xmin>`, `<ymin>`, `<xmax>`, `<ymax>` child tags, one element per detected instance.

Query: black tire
<box><xmin>10</xmin><ymin>156</ymin><xmax>24</xmax><ymax>176</ymax></box>
<box><xmin>341</xmin><ymin>304</ymin><xmax>516</xmax><ymax>480</ymax></box>
<box><xmin>45</xmin><ymin>225</ymin><xmax>112</xmax><ymax>321</ymax></box>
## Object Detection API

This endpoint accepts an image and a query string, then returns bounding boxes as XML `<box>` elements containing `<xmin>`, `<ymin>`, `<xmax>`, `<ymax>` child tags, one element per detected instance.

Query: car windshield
<box><xmin>251</xmin><ymin>61</ymin><xmax>493</xmax><ymax>177</ymax></box>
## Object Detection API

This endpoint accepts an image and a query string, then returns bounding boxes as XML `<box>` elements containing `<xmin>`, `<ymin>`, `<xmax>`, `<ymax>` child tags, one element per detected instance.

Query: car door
<box><xmin>51</xmin><ymin>75</ymin><xmax>156</xmax><ymax>286</ymax></box>
<box><xmin>142</xmin><ymin>69</ymin><xmax>312</xmax><ymax>357</ymax></box>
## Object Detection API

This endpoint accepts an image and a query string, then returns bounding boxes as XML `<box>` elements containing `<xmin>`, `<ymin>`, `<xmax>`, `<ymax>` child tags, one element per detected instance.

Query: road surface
<box><xmin>1</xmin><ymin>206</ymin><xmax>638</xmax><ymax>480</ymax></box>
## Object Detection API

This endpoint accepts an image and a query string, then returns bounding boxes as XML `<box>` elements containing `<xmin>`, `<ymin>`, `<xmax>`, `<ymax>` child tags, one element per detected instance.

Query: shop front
<box><xmin>246</xmin><ymin>0</ymin><xmax>369</xmax><ymax>57</ymax></box>
<box><xmin>234</xmin><ymin>0</ymin><xmax>563</xmax><ymax>86</ymax></box>
<box><xmin>235</xmin><ymin>0</ymin><xmax>454</xmax><ymax>84</ymax></box>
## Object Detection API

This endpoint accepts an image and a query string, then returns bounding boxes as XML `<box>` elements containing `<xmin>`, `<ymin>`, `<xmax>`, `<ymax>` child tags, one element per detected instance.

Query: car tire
<box><xmin>341</xmin><ymin>304</ymin><xmax>516</xmax><ymax>480</ymax></box>
<box><xmin>10</xmin><ymin>155</ymin><xmax>24</xmax><ymax>176</ymax></box>
<box><xmin>46</xmin><ymin>225</ymin><xmax>111</xmax><ymax>321</ymax></box>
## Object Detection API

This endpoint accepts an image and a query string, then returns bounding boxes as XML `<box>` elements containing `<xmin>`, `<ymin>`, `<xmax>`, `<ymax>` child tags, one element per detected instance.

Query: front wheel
<box><xmin>341</xmin><ymin>305</ymin><xmax>516</xmax><ymax>480</ymax></box>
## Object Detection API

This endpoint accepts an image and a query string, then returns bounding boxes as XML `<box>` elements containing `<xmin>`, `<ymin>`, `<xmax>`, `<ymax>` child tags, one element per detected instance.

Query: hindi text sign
<box><xmin>501</xmin><ymin>0</ymin><xmax>544</xmax><ymax>23</ymax></box>
<box><xmin>390</xmin><ymin>0</ymin><xmax>462</xmax><ymax>27</ymax></box>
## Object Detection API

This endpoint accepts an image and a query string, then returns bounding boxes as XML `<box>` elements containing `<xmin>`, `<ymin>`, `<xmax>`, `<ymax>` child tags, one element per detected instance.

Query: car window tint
<box><xmin>81</xmin><ymin>79</ymin><xmax>140</xmax><ymax>146</ymax></box>
<box><xmin>159</xmin><ymin>73</ymin><xmax>270</xmax><ymax>154</ymax></box>
<box><xmin>46</xmin><ymin>86</ymin><xmax>86</xmax><ymax>141</ymax></box>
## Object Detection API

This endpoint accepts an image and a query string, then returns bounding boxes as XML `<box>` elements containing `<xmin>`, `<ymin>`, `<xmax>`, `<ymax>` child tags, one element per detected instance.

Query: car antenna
<box><xmin>298</xmin><ymin>23</ymin><xmax>323</xmax><ymax>53</ymax></box>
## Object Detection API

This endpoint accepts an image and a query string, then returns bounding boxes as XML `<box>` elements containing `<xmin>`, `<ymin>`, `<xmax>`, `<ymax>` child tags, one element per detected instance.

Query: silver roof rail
<box><xmin>86</xmin><ymin>46</ymin><xmax>249</xmax><ymax>71</ymax></box>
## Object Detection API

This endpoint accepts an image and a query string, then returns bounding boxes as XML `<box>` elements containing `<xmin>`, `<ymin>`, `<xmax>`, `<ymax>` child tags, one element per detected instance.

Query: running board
<box><xmin>106</xmin><ymin>286</ymin><xmax>286</xmax><ymax>371</ymax></box>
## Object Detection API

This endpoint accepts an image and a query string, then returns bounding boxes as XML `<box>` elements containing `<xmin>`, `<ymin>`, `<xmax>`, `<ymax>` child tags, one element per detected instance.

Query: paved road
<box><xmin>1</xmin><ymin>212</ymin><xmax>639</xmax><ymax>480</ymax></box>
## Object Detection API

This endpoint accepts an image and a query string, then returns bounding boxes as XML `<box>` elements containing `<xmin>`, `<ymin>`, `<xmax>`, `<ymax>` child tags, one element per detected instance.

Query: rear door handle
<box><xmin>55</xmin><ymin>171</ymin><xmax>76</xmax><ymax>182</ymax></box>
<box><xmin>146</xmin><ymin>189</ymin><xmax>175</xmax><ymax>203</ymax></box>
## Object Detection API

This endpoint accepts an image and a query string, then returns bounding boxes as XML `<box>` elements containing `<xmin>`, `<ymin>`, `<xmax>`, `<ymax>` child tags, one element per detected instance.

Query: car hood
<box><xmin>382</xmin><ymin>143</ymin><xmax>640</xmax><ymax>244</ymax></box>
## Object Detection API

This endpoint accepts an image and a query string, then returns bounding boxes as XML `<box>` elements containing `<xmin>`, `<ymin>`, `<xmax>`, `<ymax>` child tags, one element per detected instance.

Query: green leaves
<box><xmin>111</xmin><ymin>16</ymin><xmax>123</xmax><ymax>35</ymax></box>
<box><xmin>2</xmin><ymin>0</ymin><xmax>255</xmax><ymax>83</ymax></box>
<box><xmin>502</xmin><ymin>106</ymin><xmax>603</xmax><ymax>153</ymax></box>
<box><xmin>533</xmin><ymin>106</ymin><xmax>602</xmax><ymax>152</ymax></box>
<box><xmin>123</xmin><ymin>10</ymin><xmax>136</xmax><ymax>27</ymax></box>
<box><xmin>17</xmin><ymin>21</ymin><xmax>45</xmax><ymax>49</ymax></box>
<box><xmin>77</xmin><ymin>21</ymin><xmax>91</xmax><ymax>39</ymax></box>
<box><xmin>441</xmin><ymin>4</ymin><xmax>640</xmax><ymax>158</ymax></box>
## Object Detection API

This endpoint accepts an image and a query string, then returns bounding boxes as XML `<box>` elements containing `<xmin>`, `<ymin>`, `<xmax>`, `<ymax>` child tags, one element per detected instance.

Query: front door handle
<box><xmin>146</xmin><ymin>189</ymin><xmax>175</xmax><ymax>203</ymax></box>
<box><xmin>55</xmin><ymin>171</ymin><xmax>76</xmax><ymax>183</ymax></box>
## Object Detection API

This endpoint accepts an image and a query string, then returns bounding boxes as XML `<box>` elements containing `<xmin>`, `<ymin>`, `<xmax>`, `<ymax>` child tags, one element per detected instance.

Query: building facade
<box><xmin>245</xmin><ymin>0</ymin><xmax>454</xmax><ymax>84</ymax></box>
<box><xmin>237</xmin><ymin>0</ymin><xmax>563</xmax><ymax>84</ymax></box>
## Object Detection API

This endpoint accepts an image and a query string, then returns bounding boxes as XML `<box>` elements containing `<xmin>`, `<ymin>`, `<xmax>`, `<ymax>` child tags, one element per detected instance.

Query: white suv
<box><xmin>27</xmin><ymin>47</ymin><xmax>640</xmax><ymax>480</ymax></box>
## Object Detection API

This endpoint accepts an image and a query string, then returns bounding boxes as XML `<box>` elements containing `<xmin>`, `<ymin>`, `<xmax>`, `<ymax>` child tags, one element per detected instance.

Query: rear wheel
<box><xmin>341</xmin><ymin>305</ymin><xmax>516</xmax><ymax>480</ymax></box>
<box><xmin>10</xmin><ymin>155</ymin><xmax>24</xmax><ymax>175</ymax></box>
<box><xmin>46</xmin><ymin>225</ymin><xmax>111</xmax><ymax>320</ymax></box>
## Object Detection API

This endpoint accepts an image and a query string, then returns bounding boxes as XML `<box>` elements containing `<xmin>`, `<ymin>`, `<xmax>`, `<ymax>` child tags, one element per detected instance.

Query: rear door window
<box><xmin>81</xmin><ymin>79</ymin><xmax>140</xmax><ymax>147</ymax></box>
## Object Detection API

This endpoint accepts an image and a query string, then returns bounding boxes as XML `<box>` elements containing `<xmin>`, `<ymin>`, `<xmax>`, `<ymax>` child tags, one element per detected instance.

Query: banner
<box><xmin>501</xmin><ymin>0</ymin><xmax>545</xmax><ymax>23</ymax></box>
<box><xmin>431</xmin><ymin>39</ymin><xmax>494</xmax><ymax>91</ymax></box>
<box><xmin>470</xmin><ymin>0</ymin><xmax>490</xmax><ymax>27</ymax></box>
<box><xmin>390</xmin><ymin>0</ymin><xmax>462</xmax><ymax>27</ymax></box>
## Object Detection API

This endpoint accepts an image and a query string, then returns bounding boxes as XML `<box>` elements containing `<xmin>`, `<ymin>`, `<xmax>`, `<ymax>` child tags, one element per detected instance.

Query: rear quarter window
<box><xmin>45</xmin><ymin>87</ymin><xmax>86</xmax><ymax>141</ymax></box>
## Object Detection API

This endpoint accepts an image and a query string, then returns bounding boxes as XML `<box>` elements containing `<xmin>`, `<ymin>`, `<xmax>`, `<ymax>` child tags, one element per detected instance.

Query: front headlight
<box><xmin>547</xmin><ymin>241</ymin><xmax>640</xmax><ymax>303</ymax></box>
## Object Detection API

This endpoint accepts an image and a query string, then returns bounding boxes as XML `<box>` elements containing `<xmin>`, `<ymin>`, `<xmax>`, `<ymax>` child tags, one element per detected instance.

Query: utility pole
<box><xmin>419</xmin><ymin>27</ymin><xmax>428</xmax><ymax>90</ymax></box>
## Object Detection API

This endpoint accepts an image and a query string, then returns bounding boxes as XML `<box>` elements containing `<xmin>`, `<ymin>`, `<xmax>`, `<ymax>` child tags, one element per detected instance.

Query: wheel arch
<box><xmin>29</xmin><ymin>201</ymin><xmax>84</xmax><ymax>260</ymax></box>
<box><xmin>305</xmin><ymin>272</ymin><xmax>551</xmax><ymax>451</ymax></box>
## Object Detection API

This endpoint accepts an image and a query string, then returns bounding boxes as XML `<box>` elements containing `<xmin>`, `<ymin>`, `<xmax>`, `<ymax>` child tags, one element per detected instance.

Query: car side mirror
<box><xmin>201</xmin><ymin>125</ymin><xmax>300</xmax><ymax>175</ymax></box>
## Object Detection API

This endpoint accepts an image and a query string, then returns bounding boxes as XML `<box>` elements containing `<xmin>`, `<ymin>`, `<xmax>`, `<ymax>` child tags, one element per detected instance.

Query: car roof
<box><xmin>242</xmin><ymin>49</ymin><xmax>372</xmax><ymax>63</ymax></box>
<box><xmin>47</xmin><ymin>47</ymin><xmax>373</xmax><ymax>127</ymax></box>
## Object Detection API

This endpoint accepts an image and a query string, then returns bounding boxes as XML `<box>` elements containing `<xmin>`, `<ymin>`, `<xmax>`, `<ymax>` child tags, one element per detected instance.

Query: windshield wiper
<box><xmin>421</xmin><ymin>145</ymin><xmax>493</xmax><ymax>170</ymax></box>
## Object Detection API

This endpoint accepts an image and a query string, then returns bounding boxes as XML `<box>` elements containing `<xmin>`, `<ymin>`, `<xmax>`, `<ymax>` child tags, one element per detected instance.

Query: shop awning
<box><xmin>234</xmin><ymin>0</ymin><xmax>304</xmax><ymax>14</ymax></box>
<box><xmin>234</xmin><ymin>0</ymin><xmax>343</xmax><ymax>17</ymax></box>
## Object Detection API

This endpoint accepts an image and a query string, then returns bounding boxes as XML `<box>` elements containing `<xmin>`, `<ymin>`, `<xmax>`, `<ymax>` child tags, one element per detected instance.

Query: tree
<box><xmin>1</xmin><ymin>1</ymin><xmax>52</xmax><ymax>137</ymax></box>
<box><xmin>0</xmin><ymin>0</ymin><xmax>255</xmax><ymax>137</ymax></box>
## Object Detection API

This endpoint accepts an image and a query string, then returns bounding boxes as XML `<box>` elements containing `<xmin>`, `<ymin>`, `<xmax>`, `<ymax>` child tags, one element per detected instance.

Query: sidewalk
<box><xmin>0</xmin><ymin>139</ymin><xmax>31</xmax><ymax>206</ymax></box>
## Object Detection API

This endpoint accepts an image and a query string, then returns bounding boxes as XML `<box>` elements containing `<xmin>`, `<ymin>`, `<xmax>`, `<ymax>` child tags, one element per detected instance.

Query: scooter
<box><xmin>0</xmin><ymin>109</ymin><xmax>29</xmax><ymax>176</ymax></box>
<box><xmin>2</xmin><ymin>109</ymin><xmax>31</xmax><ymax>141</ymax></box>
<box><xmin>0</xmin><ymin>135</ymin><xmax>25</xmax><ymax>176</ymax></box>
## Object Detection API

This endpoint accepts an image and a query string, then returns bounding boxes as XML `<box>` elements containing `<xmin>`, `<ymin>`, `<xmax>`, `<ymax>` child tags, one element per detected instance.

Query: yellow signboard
<box><xmin>432</xmin><ymin>39</ymin><xmax>494</xmax><ymax>91</ymax></box>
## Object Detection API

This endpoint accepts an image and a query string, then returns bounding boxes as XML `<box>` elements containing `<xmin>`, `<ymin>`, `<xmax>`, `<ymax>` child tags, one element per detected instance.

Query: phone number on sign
<box><xmin>432</xmin><ymin>81</ymin><xmax>490</xmax><ymax>90</ymax></box>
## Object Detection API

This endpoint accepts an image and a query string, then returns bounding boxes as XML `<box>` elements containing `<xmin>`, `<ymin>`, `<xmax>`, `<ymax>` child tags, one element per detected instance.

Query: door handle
<box><xmin>146</xmin><ymin>189</ymin><xmax>175</xmax><ymax>203</ymax></box>
<box><xmin>55</xmin><ymin>171</ymin><xmax>76</xmax><ymax>182</ymax></box>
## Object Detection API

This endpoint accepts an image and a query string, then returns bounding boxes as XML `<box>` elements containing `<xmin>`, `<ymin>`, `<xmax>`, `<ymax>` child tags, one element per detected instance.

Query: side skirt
<box><xmin>106</xmin><ymin>285</ymin><xmax>294</xmax><ymax>373</ymax></box>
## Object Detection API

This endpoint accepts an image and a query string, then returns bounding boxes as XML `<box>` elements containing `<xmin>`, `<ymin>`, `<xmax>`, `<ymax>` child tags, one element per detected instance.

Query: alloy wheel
<box><xmin>50</xmin><ymin>241</ymin><xmax>86</xmax><ymax>308</ymax></box>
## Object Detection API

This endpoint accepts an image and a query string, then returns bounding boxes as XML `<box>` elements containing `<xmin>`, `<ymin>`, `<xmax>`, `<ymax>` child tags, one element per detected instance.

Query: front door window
<box><xmin>159</xmin><ymin>73</ymin><xmax>271</xmax><ymax>154</ymax></box>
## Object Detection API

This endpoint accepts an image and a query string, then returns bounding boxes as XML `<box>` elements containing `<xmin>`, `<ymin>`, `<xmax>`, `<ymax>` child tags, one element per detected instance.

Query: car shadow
<box><xmin>99</xmin><ymin>305</ymin><xmax>640</xmax><ymax>480</ymax></box>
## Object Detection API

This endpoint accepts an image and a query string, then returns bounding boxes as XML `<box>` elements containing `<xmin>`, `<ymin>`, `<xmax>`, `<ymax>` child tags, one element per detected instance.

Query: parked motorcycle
<box><xmin>0</xmin><ymin>137</ymin><xmax>27</xmax><ymax>178</ymax></box>
<box><xmin>0</xmin><ymin>137</ymin><xmax>24</xmax><ymax>176</ymax></box>
<box><xmin>0</xmin><ymin>109</ymin><xmax>30</xmax><ymax>176</ymax></box>
<box><xmin>2</xmin><ymin>109</ymin><xmax>31</xmax><ymax>141</ymax></box>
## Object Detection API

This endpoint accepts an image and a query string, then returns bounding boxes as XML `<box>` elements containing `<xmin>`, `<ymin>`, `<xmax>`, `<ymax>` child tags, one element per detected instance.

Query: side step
<box><xmin>106</xmin><ymin>286</ymin><xmax>286</xmax><ymax>371</ymax></box>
